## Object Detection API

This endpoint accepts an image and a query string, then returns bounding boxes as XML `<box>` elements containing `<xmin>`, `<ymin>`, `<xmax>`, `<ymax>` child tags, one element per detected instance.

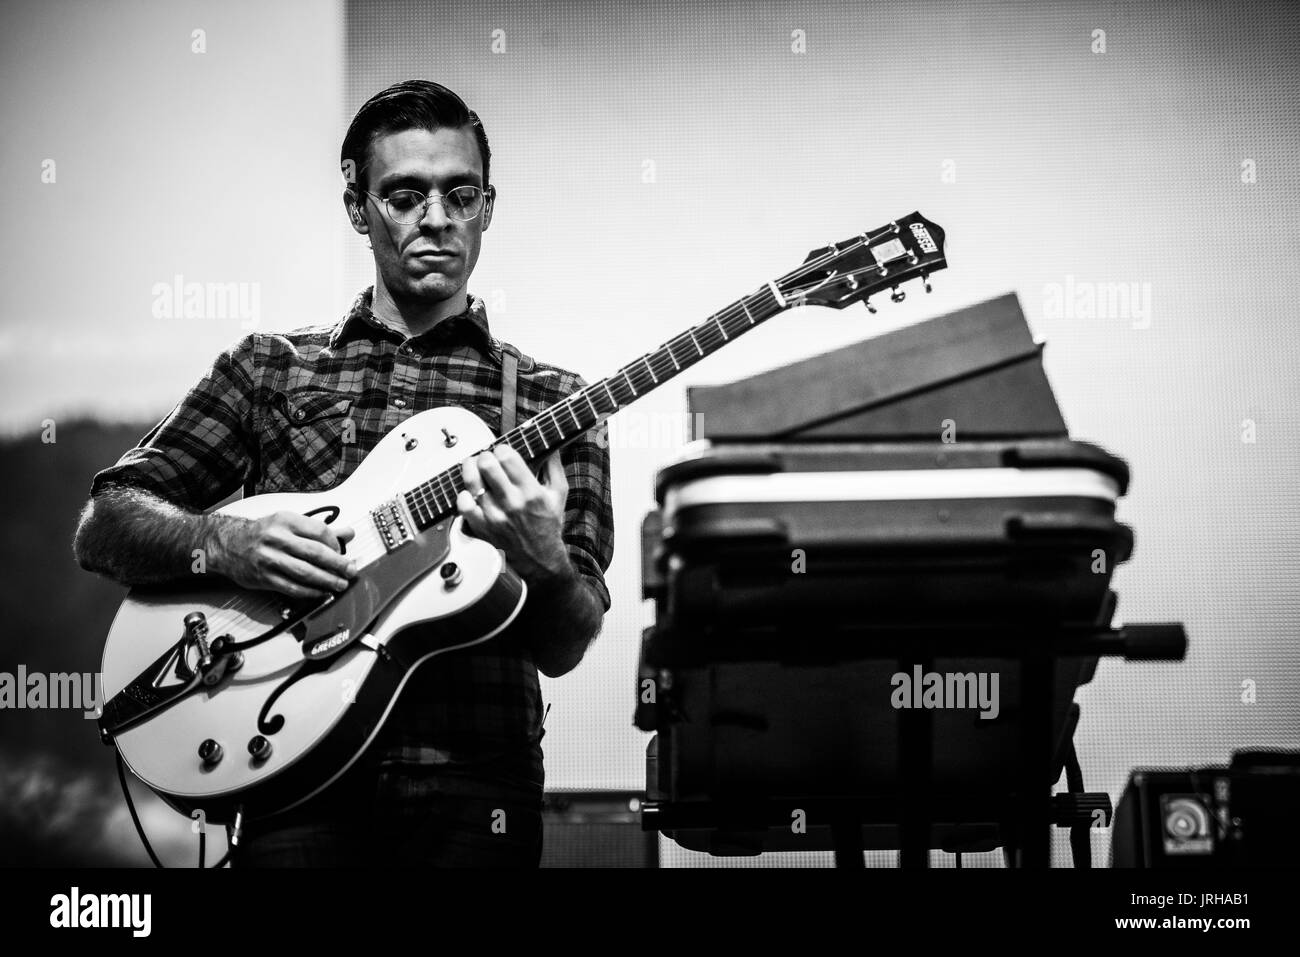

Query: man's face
<box><xmin>350</xmin><ymin>125</ymin><xmax>492</xmax><ymax>304</ymax></box>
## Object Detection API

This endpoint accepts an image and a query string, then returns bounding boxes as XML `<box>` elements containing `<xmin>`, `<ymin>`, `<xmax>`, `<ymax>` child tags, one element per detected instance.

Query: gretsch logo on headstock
<box><xmin>909</xmin><ymin>222</ymin><xmax>938</xmax><ymax>253</ymax></box>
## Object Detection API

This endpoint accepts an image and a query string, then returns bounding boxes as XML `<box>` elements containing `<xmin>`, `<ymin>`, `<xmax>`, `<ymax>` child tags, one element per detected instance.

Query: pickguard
<box><xmin>295</xmin><ymin>514</ymin><xmax>454</xmax><ymax>649</ymax></box>
<box><xmin>248</xmin><ymin>514</ymin><xmax>456</xmax><ymax>736</ymax></box>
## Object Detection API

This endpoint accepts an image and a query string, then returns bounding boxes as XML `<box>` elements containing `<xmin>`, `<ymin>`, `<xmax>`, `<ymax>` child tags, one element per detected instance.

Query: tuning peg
<box><xmin>863</xmin><ymin>298</ymin><xmax>878</xmax><ymax>314</ymax></box>
<box><xmin>890</xmin><ymin>286</ymin><xmax>906</xmax><ymax>303</ymax></box>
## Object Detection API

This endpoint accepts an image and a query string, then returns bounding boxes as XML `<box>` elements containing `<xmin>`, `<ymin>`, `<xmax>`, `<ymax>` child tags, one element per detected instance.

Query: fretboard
<box><xmin>402</xmin><ymin>282</ymin><xmax>789</xmax><ymax>529</ymax></box>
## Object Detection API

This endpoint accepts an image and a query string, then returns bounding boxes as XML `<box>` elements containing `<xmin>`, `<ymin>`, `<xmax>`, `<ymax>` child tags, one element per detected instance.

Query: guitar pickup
<box><xmin>371</xmin><ymin>499</ymin><xmax>414</xmax><ymax>552</ymax></box>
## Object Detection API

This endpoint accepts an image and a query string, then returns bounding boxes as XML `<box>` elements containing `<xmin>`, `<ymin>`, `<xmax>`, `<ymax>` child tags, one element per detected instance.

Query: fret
<box><xmin>530</xmin><ymin>418</ymin><xmax>548</xmax><ymax>452</ymax></box>
<box><xmin>742</xmin><ymin>300</ymin><xmax>756</xmax><ymax>325</ymax></box>
<box><xmin>566</xmin><ymin>402</ymin><xmax>582</xmax><ymax>430</ymax></box>
<box><xmin>603</xmin><ymin>381</ymin><xmax>617</xmax><ymax>408</ymax></box>
<box><xmin>622</xmin><ymin>369</ymin><xmax>637</xmax><ymax>395</ymax></box>
<box><xmin>544</xmin><ymin>408</ymin><xmax>565</xmax><ymax>445</ymax></box>
<box><xmin>667</xmin><ymin>343</ymin><xmax>680</xmax><ymax>371</ymax></box>
<box><xmin>689</xmin><ymin>330</ymin><xmax>703</xmax><ymax>355</ymax></box>
<box><xmin>519</xmin><ymin>425</ymin><xmax>534</xmax><ymax>457</ymax></box>
<box><xmin>643</xmin><ymin>356</ymin><xmax>658</xmax><ymax>383</ymax></box>
<box><xmin>715</xmin><ymin>316</ymin><xmax>729</xmax><ymax>341</ymax></box>
<box><xmin>583</xmin><ymin>391</ymin><xmax>600</xmax><ymax>418</ymax></box>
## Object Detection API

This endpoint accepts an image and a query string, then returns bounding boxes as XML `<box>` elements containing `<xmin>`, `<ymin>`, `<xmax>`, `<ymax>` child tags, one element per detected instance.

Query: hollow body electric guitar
<box><xmin>98</xmin><ymin>213</ymin><xmax>948</xmax><ymax>822</ymax></box>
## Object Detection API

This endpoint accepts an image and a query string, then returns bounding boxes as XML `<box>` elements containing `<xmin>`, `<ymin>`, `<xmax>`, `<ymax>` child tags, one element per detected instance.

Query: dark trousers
<box><xmin>233</xmin><ymin>746</ymin><xmax>544</xmax><ymax>868</ymax></box>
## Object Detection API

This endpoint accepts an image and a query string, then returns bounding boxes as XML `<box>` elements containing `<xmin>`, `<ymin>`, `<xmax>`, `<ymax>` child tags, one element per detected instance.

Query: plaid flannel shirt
<box><xmin>90</xmin><ymin>287</ymin><xmax>615</xmax><ymax>781</ymax></box>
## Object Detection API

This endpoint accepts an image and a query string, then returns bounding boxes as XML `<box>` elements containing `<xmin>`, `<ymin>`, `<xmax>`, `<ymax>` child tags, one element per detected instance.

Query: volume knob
<box><xmin>440</xmin><ymin>562</ymin><xmax>463</xmax><ymax>587</ymax></box>
<box><xmin>198</xmin><ymin>739</ymin><xmax>224</xmax><ymax>767</ymax></box>
<box><xmin>248</xmin><ymin>735</ymin><xmax>273</xmax><ymax>762</ymax></box>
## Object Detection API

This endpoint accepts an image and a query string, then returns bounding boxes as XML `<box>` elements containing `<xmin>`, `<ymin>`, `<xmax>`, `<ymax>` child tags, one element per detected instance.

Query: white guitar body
<box><xmin>99</xmin><ymin>406</ymin><xmax>526</xmax><ymax>823</ymax></box>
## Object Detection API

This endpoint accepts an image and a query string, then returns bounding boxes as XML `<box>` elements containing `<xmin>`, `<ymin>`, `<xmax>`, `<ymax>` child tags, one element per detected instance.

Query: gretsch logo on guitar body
<box><xmin>306</xmin><ymin>629</ymin><xmax>352</xmax><ymax>659</ymax></box>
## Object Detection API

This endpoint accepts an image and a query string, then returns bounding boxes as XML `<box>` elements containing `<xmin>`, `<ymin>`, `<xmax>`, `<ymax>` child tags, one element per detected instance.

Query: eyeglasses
<box><xmin>364</xmin><ymin>185</ymin><xmax>490</xmax><ymax>224</ymax></box>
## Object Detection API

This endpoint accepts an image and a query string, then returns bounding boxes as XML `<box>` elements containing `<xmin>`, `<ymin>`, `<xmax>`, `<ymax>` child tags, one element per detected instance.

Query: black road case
<box><xmin>636</xmin><ymin>293</ymin><xmax>1185</xmax><ymax>866</ymax></box>
<box><xmin>649</xmin><ymin>437</ymin><xmax>1133</xmax><ymax>634</ymax></box>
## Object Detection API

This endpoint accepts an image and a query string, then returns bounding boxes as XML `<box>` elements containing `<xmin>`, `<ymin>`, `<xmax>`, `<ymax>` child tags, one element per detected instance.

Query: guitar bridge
<box><xmin>99</xmin><ymin>611</ymin><xmax>241</xmax><ymax>739</ymax></box>
<box><xmin>371</xmin><ymin>498</ymin><xmax>414</xmax><ymax>552</ymax></box>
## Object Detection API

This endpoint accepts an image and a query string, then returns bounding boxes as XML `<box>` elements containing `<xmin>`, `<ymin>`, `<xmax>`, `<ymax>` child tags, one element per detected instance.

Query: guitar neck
<box><xmin>402</xmin><ymin>282</ymin><xmax>790</xmax><ymax>530</ymax></box>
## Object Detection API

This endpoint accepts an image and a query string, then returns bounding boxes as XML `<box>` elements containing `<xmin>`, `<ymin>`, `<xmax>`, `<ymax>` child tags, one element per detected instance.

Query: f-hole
<box><xmin>303</xmin><ymin>504</ymin><xmax>344</xmax><ymax>553</ymax></box>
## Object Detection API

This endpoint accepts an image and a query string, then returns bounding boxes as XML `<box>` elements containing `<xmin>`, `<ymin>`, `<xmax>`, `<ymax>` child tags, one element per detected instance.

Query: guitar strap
<box><xmin>500</xmin><ymin>343</ymin><xmax>518</xmax><ymax>434</ymax></box>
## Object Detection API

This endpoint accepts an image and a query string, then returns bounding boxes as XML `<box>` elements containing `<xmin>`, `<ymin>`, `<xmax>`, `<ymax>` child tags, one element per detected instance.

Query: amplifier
<box><xmin>1111</xmin><ymin>751</ymin><xmax>1300</xmax><ymax>867</ymax></box>
<box><xmin>541</xmin><ymin>790</ymin><xmax>658</xmax><ymax>868</ymax></box>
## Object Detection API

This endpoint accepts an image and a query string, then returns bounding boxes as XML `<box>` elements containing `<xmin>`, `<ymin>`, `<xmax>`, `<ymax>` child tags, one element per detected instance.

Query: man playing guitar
<box><xmin>74</xmin><ymin>79</ymin><xmax>615</xmax><ymax>867</ymax></box>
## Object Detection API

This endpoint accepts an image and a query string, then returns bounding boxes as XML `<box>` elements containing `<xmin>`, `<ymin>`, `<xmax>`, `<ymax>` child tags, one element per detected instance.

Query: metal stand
<box><xmin>641</xmin><ymin>620</ymin><xmax>1185</xmax><ymax>868</ymax></box>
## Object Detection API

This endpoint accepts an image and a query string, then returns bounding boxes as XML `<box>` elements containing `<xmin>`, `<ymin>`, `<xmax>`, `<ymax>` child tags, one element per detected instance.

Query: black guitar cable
<box><xmin>115</xmin><ymin>750</ymin><xmax>232</xmax><ymax>868</ymax></box>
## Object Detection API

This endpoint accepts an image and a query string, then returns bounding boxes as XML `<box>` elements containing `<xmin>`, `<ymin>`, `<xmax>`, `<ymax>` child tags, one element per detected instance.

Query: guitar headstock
<box><xmin>777</xmin><ymin>212</ymin><xmax>947</xmax><ymax>312</ymax></box>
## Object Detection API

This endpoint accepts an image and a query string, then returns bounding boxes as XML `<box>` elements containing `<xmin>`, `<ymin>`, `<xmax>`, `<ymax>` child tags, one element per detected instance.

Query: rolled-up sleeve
<box><xmin>557</xmin><ymin>377</ymin><xmax>615</xmax><ymax>612</ymax></box>
<box><xmin>89</xmin><ymin>334</ymin><xmax>259</xmax><ymax>512</ymax></box>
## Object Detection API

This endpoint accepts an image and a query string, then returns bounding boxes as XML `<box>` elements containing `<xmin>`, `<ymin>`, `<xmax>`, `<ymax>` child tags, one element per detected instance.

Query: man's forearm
<box><xmin>73</xmin><ymin>487</ymin><xmax>232</xmax><ymax>587</ymax></box>
<box><xmin>517</xmin><ymin>555</ymin><xmax>606</xmax><ymax>679</ymax></box>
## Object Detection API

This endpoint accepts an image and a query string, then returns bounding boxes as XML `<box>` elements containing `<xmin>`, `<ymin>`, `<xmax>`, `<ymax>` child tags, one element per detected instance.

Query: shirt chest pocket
<box><xmin>257</xmin><ymin>389</ymin><xmax>355</xmax><ymax>493</ymax></box>
<box><xmin>463</xmin><ymin>401</ymin><xmax>502</xmax><ymax>437</ymax></box>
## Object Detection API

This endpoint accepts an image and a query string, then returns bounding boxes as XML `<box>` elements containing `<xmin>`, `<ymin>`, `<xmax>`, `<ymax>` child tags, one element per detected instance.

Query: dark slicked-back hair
<box><xmin>340</xmin><ymin>79</ymin><xmax>491</xmax><ymax>197</ymax></box>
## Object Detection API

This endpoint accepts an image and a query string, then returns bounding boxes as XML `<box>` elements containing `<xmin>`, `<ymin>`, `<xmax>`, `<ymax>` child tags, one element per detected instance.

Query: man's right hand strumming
<box><xmin>74</xmin><ymin>487</ymin><xmax>357</xmax><ymax>600</ymax></box>
<box><xmin>206</xmin><ymin>511</ymin><xmax>357</xmax><ymax>600</ymax></box>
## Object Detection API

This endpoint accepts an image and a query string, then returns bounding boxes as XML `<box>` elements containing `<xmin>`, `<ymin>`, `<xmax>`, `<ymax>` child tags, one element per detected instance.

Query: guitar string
<box><xmin>403</xmin><ymin>229</ymin><xmax>919</xmax><ymax>528</ymax></box>
<box><xmin>180</xmin><ymin>232</ymin><xmax>928</xmax><ymax>639</ymax></box>
<box><xmin>406</xmin><ymin>219</ymin><xmax>926</xmax><ymax>516</ymax></box>
<box><xmin>177</xmin><ymin>234</ymin><xmax>922</xmax><ymax>640</ymax></box>
<box><xmin>180</xmin><ymin>241</ymin><xmax>922</xmax><ymax>641</ymax></box>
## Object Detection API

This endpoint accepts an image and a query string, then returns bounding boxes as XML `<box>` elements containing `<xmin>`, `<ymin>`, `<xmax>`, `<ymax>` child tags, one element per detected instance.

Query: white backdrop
<box><xmin>3</xmin><ymin>0</ymin><xmax>1295</xmax><ymax>867</ymax></box>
